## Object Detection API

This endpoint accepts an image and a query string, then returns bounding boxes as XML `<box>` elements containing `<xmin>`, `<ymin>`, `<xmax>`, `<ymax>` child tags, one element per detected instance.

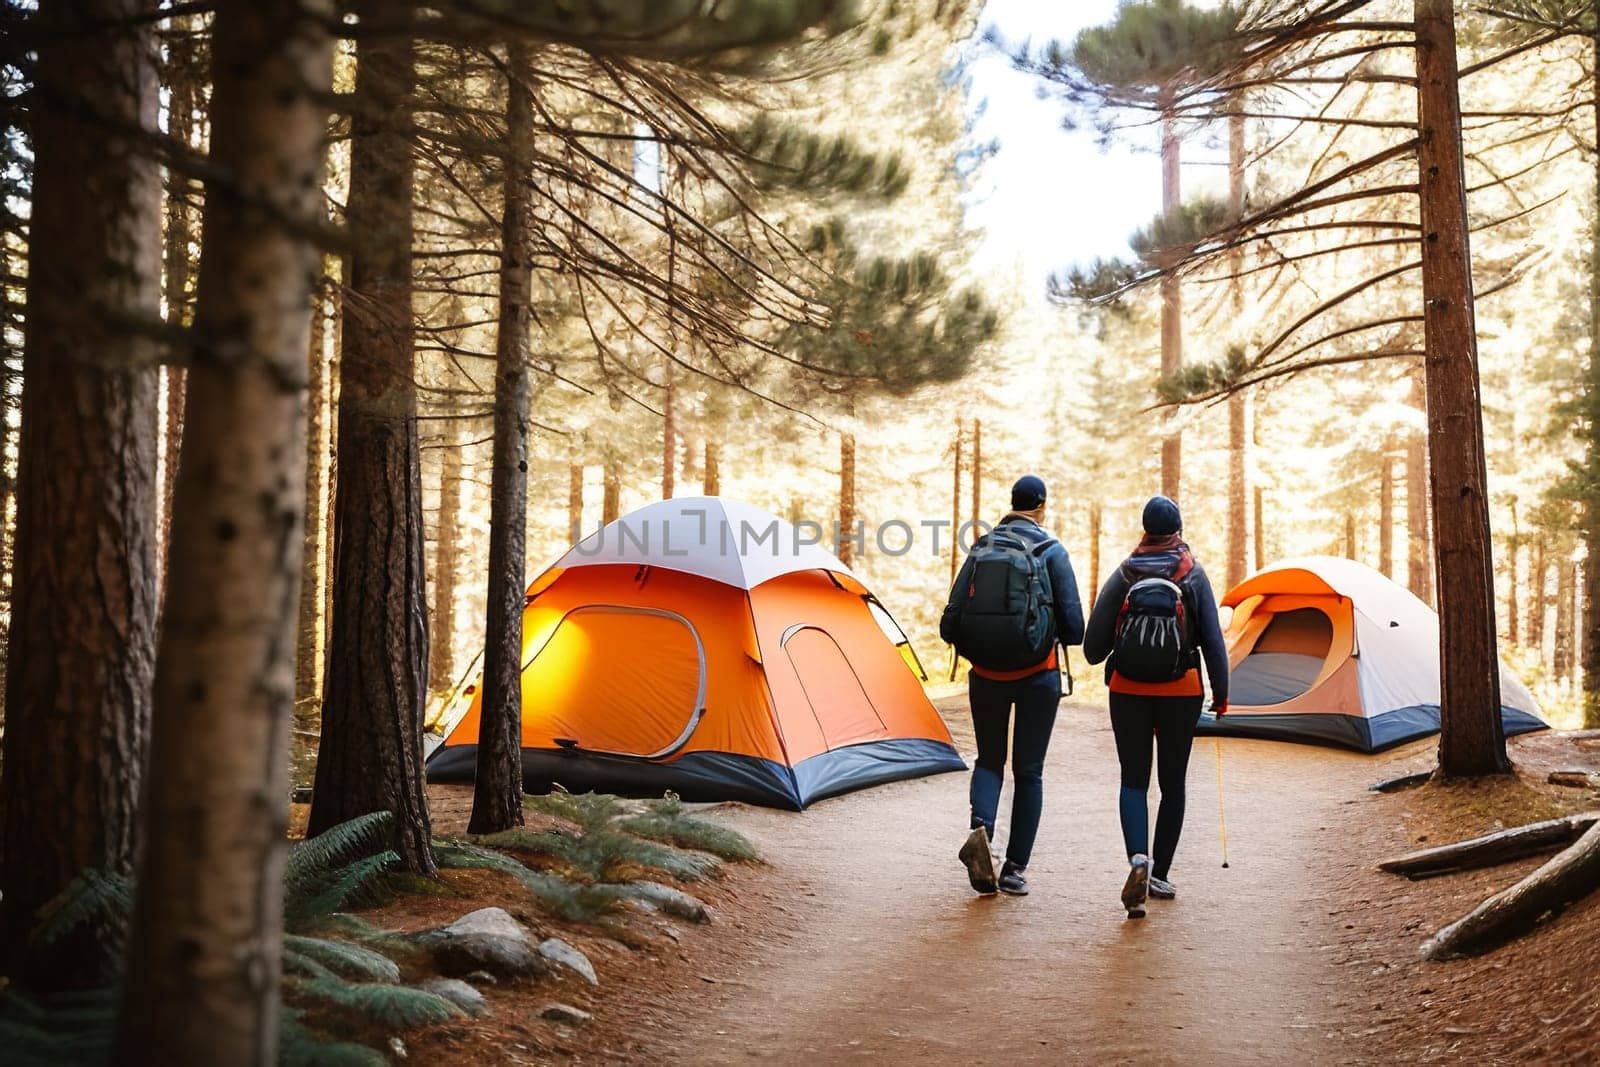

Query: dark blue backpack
<box><xmin>942</xmin><ymin>530</ymin><xmax>1058</xmax><ymax>672</ymax></box>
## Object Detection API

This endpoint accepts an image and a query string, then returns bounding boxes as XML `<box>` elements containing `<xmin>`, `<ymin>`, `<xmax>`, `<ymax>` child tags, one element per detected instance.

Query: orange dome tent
<box><xmin>426</xmin><ymin>497</ymin><xmax>965</xmax><ymax>809</ymax></box>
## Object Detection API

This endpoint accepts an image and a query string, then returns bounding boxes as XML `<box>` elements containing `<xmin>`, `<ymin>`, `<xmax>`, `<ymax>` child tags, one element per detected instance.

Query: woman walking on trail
<box><xmin>941</xmin><ymin>475</ymin><xmax>1084</xmax><ymax>898</ymax></box>
<box><xmin>1083</xmin><ymin>496</ymin><xmax>1229</xmax><ymax>919</ymax></box>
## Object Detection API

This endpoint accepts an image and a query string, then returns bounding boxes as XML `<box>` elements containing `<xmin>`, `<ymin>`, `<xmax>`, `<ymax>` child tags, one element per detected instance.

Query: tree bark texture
<box><xmin>949</xmin><ymin>420</ymin><xmax>961</xmax><ymax>585</ymax></box>
<box><xmin>839</xmin><ymin>433</ymin><xmax>857</xmax><ymax>566</ymax></box>
<box><xmin>1407</xmin><ymin>365</ymin><xmax>1434</xmax><ymax>605</ymax></box>
<box><xmin>1422</xmin><ymin>820</ymin><xmax>1600</xmax><ymax>960</ymax></box>
<box><xmin>1556</xmin><ymin>558</ymin><xmax>1575</xmax><ymax>678</ymax></box>
<box><xmin>1507</xmin><ymin>501</ymin><xmax>1520</xmax><ymax>646</ymax></box>
<box><xmin>0</xmin><ymin>0</ymin><xmax>161</xmax><ymax>990</ymax></box>
<box><xmin>115</xmin><ymin>5</ymin><xmax>332</xmax><ymax>1062</ymax></box>
<box><xmin>1415</xmin><ymin>0</ymin><xmax>1508</xmax><ymax>777</ymax></box>
<box><xmin>469</xmin><ymin>44</ymin><xmax>535</xmax><ymax>836</ymax></box>
<box><xmin>1226</xmin><ymin>106</ymin><xmax>1247</xmax><ymax>588</ymax></box>
<box><xmin>1529</xmin><ymin>539</ymin><xmax>1546</xmax><ymax>656</ymax></box>
<box><xmin>602</xmin><ymin>460</ymin><xmax>620</xmax><ymax>524</ymax></box>
<box><xmin>1585</xmin><ymin>39</ymin><xmax>1600</xmax><ymax>727</ymax></box>
<box><xmin>662</xmin><ymin>375</ymin><xmax>675</xmax><ymax>499</ymax></box>
<box><xmin>1380</xmin><ymin>812</ymin><xmax>1600</xmax><ymax>880</ymax></box>
<box><xmin>428</xmin><ymin>435</ymin><xmax>462</xmax><ymax>695</ymax></box>
<box><xmin>310</xmin><ymin>6</ymin><xmax>434</xmax><ymax>872</ymax></box>
<box><xmin>703</xmin><ymin>440</ymin><xmax>720</xmax><ymax>497</ymax></box>
<box><xmin>1159</xmin><ymin>106</ymin><xmax>1182</xmax><ymax>502</ymax></box>
<box><xmin>1089</xmin><ymin>503</ymin><xmax>1102</xmax><ymax>609</ymax></box>
<box><xmin>1253</xmin><ymin>484</ymin><xmax>1265</xmax><ymax>571</ymax></box>
<box><xmin>568</xmin><ymin>462</ymin><xmax>584</xmax><ymax>536</ymax></box>
<box><xmin>1379</xmin><ymin>452</ymin><xmax>1394</xmax><ymax>579</ymax></box>
<box><xmin>295</xmin><ymin>280</ymin><xmax>329</xmax><ymax>715</ymax></box>
<box><xmin>970</xmin><ymin>418</ymin><xmax>981</xmax><ymax>524</ymax></box>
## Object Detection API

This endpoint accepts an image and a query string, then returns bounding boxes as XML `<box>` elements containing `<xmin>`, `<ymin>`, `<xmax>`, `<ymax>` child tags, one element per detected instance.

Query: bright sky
<box><xmin>964</xmin><ymin>0</ymin><xmax>1224</xmax><ymax>284</ymax></box>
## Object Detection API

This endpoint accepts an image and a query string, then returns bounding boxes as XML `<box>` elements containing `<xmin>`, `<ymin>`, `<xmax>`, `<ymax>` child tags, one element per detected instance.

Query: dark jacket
<box><xmin>1083</xmin><ymin>554</ymin><xmax>1229</xmax><ymax>707</ymax></box>
<box><xmin>941</xmin><ymin>515</ymin><xmax>1086</xmax><ymax>648</ymax></box>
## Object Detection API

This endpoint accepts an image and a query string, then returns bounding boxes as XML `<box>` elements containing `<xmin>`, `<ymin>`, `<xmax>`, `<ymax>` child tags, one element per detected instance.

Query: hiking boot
<box><xmin>1122</xmin><ymin>854</ymin><xmax>1152</xmax><ymax>918</ymax></box>
<box><xmin>998</xmin><ymin>861</ymin><xmax>1028</xmax><ymax>896</ymax></box>
<box><xmin>1149</xmin><ymin>875</ymin><xmax>1177</xmax><ymax>900</ymax></box>
<box><xmin>958</xmin><ymin>827</ymin><xmax>998</xmax><ymax>895</ymax></box>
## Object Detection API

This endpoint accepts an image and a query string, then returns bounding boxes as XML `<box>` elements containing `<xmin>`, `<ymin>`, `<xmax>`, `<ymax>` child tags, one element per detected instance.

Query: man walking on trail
<box><xmin>941</xmin><ymin>475</ymin><xmax>1084</xmax><ymax>897</ymax></box>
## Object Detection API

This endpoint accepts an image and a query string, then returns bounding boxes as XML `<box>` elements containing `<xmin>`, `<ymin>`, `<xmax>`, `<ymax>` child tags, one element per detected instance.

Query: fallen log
<box><xmin>1547</xmin><ymin>770</ymin><xmax>1599</xmax><ymax>788</ymax></box>
<box><xmin>1369</xmin><ymin>770</ymin><xmax>1432</xmax><ymax>793</ymax></box>
<box><xmin>1421</xmin><ymin>819</ymin><xmax>1600</xmax><ymax>960</ymax></box>
<box><xmin>1379</xmin><ymin>812</ymin><xmax>1600</xmax><ymax>880</ymax></box>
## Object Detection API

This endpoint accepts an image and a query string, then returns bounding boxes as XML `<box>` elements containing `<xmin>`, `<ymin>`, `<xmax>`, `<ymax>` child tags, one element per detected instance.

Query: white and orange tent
<box><xmin>426</xmin><ymin>497</ymin><xmax>964</xmax><ymax>809</ymax></box>
<box><xmin>1197</xmin><ymin>556</ymin><xmax>1545</xmax><ymax>752</ymax></box>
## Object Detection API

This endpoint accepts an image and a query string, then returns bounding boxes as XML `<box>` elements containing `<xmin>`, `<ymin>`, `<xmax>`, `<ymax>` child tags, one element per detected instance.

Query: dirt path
<box><xmin>636</xmin><ymin>695</ymin><xmax>1387</xmax><ymax>1065</ymax></box>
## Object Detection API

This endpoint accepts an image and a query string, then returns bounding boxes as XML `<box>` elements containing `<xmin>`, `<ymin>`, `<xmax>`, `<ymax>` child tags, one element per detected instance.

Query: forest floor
<box><xmin>323</xmin><ymin>699</ymin><xmax>1600</xmax><ymax>1064</ymax></box>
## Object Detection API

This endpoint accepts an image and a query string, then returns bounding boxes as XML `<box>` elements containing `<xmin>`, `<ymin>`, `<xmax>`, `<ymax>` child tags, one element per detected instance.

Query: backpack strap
<box><xmin>1029</xmin><ymin>537</ymin><xmax>1058</xmax><ymax>557</ymax></box>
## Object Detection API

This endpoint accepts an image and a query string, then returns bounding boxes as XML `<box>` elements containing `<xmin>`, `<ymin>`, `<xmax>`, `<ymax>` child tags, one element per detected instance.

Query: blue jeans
<box><xmin>968</xmin><ymin>669</ymin><xmax>1061</xmax><ymax>869</ymax></box>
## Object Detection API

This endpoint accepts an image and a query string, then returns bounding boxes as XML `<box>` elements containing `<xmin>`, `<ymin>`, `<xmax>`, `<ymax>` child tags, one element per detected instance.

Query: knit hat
<box><xmin>1011</xmin><ymin>475</ymin><xmax>1047</xmax><ymax>511</ymax></box>
<box><xmin>1142</xmin><ymin>495</ymin><xmax>1182</xmax><ymax>535</ymax></box>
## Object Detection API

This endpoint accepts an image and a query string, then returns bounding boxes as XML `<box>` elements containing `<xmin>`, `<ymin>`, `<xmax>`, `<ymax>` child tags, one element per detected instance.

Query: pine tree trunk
<box><xmin>1089</xmin><ymin>503</ymin><xmax>1102</xmax><ymax>609</ymax></box>
<box><xmin>310</xmin><ymin>6</ymin><xmax>435</xmax><ymax>872</ymax></box>
<box><xmin>949</xmin><ymin>419</ymin><xmax>961</xmax><ymax>584</ymax></box>
<box><xmin>970</xmin><ymin>418</ymin><xmax>981</xmax><ymax>523</ymax></box>
<box><xmin>568</xmin><ymin>462</ymin><xmax>584</xmax><ymax>536</ymax></box>
<box><xmin>0</xmin><ymin>0</ymin><xmax>161</xmax><ymax>990</ymax></box>
<box><xmin>1159</xmin><ymin>104</ymin><xmax>1182</xmax><ymax>501</ymax></box>
<box><xmin>703</xmin><ymin>440</ymin><xmax>720</xmax><ymax>496</ymax></box>
<box><xmin>1555</xmin><ymin>557</ymin><xmax>1575</xmax><ymax>678</ymax></box>
<box><xmin>295</xmin><ymin>281</ymin><xmax>329</xmax><ymax>717</ymax></box>
<box><xmin>662</xmin><ymin>375</ymin><xmax>675</xmax><ymax>499</ymax></box>
<box><xmin>1530</xmin><ymin>539</ymin><xmax>1547</xmax><ymax>658</ymax></box>
<box><xmin>839</xmin><ymin>432</ymin><xmax>857</xmax><ymax>566</ymax></box>
<box><xmin>1584</xmin><ymin>39</ymin><xmax>1600</xmax><ymax>727</ymax></box>
<box><xmin>1507</xmin><ymin>501</ymin><xmax>1520</xmax><ymax>646</ymax></box>
<box><xmin>469</xmin><ymin>43</ymin><xmax>535</xmax><ymax>836</ymax></box>
<box><xmin>116</xmin><ymin>5</ymin><xmax>332</xmax><ymax>1061</ymax></box>
<box><xmin>602</xmin><ymin>460</ymin><xmax>620</xmax><ymax>524</ymax></box>
<box><xmin>1415</xmin><ymin>0</ymin><xmax>1508</xmax><ymax>777</ymax></box>
<box><xmin>1253</xmin><ymin>484</ymin><xmax>1265</xmax><ymax>571</ymax></box>
<box><xmin>428</xmin><ymin>436</ymin><xmax>461</xmax><ymax>695</ymax></box>
<box><xmin>1344</xmin><ymin>512</ymin><xmax>1357</xmax><ymax>560</ymax></box>
<box><xmin>1226</xmin><ymin>105</ymin><xmax>1247</xmax><ymax>587</ymax></box>
<box><xmin>1379</xmin><ymin>452</ymin><xmax>1395</xmax><ymax>579</ymax></box>
<box><xmin>1407</xmin><ymin>365</ymin><xmax>1434</xmax><ymax>605</ymax></box>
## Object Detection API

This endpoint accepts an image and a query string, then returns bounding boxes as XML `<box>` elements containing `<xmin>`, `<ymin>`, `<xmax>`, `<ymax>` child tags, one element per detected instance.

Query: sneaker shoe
<box><xmin>998</xmin><ymin>861</ymin><xmax>1029</xmax><ymax>896</ymax></box>
<box><xmin>1121</xmin><ymin>854</ymin><xmax>1151</xmax><ymax>918</ymax></box>
<box><xmin>1149</xmin><ymin>875</ymin><xmax>1177</xmax><ymax>900</ymax></box>
<box><xmin>958</xmin><ymin>827</ymin><xmax>998</xmax><ymax>895</ymax></box>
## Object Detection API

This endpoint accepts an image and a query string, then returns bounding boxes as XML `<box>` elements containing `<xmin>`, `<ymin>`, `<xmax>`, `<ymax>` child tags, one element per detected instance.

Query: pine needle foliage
<box><xmin>1130</xmin><ymin>196</ymin><xmax>1231</xmax><ymax>262</ymax></box>
<box><xmin>1065</xmin><ymin>0</ymin><xmax>1245</xmax><ymax>102</ymax></box>
<box><xmin>286</xmin><ymin>978</ymin><xmax>463</xmax><ymax>1031</ymax></box>
<box><xmin>283</xmin><ymin>935</ymin><xmax>403</xmax><ymax>983</ymax></box>
<box><xmin>738</xmin><ymin>114</ymin><xmax>909</xmax><ymax>198</ymax></box>
<box><xmin>618</xmin><ymin>799</ymin><xmax>761</xmax><ymax>862</ymax></box>
<box><xmin>472</xmin><ymin>825</ymin><xmax>723</xmax><ymax>882</ymax></box>
<box><xmin>28</xmin><ymin>869</ymin><xmax>134</xmax><ymax>954</ymax></box>
<box><xmin>280</xmin><ymin>1016</ymin><xmax>389</xmax><ymax>1067</ymax></box>
<box><xmin>0</xmin><ymin>987</ymin><xmax>117</xmax><ymax>1067</ymax></box>
<box><xmin>284</xmin><ymin>812</ymin><xmax>401</xmax><ymax>927</ymax></box>
<box><xmin>521</xmin><ymin>789</ymin><xmax>624</xmax><ymax>831</ymax></box>
<box><xmin>432</xmin><ymin>840</ymin><xmax>622</xmax><ymax>922</ymax></box>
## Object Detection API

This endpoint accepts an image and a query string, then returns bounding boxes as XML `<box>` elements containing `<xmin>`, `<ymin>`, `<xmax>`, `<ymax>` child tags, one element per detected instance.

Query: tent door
<box><xmin>782</xmin><ymin>625</ymin><xmax>889</xmax><ymax>750</ymax></box>
<box><xmin>524</xmin><ymin>605</ymin><xmax>707</xmax><ymax>761</ymax></box>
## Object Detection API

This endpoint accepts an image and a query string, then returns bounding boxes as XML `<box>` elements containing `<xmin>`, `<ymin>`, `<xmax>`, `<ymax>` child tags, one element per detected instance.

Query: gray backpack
<box><xmin>942</xmin><ymin>530</ymin><xmax>1057</xmax><ymax>672</ymax></box>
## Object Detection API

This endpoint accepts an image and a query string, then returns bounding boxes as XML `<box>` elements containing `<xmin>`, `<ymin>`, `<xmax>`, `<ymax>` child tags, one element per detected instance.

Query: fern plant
<box><xmin>433</xmin><ymin>840</ymin><xmax>621</xmax><ymax>922</ymax></box>
<box><xmin>284</xmin><ymin>812</ymin><xmax>400</xmax><ymax>927</ymax></box>
<box><xmin>286</xmin><ymin>978</ymin><xmax>462</xmax><ymax>1030</ymax></box>
<box><xmin>619</xmin><ymin>799</ymin><xmax>761</xmax><ymax>863</ymax></box>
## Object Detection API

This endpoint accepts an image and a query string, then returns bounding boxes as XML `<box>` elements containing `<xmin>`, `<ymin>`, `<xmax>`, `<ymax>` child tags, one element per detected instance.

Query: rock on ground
<box><xmin>419</xmin><ymin>977</ymin><xmax>490</xmax><ymax>1017</ymax></box>
<box><xmin>416</xmin><ymin>906</ymin><xmax>547</xmax><ymax>979</ymax></box>
<box><xmin>539</xmin><ymin>937</ymin><xmax>599</xmax><ymax>985</ymax></box>
<box><xmin>541</xmin><ymin>1002</ymin><xmax>592</xmax><ymax>1026</ymax></box>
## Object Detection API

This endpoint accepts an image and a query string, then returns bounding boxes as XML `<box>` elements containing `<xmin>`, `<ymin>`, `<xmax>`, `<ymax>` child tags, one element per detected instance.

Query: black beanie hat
<box><xmin>1011</xmin><ymin>475</ymin><xmax>1047</xmax><ymax>511</ymax></box>
<box><xmin>1143</xmin><ymin>495</ymin><xmax>1182</xmax><ymax>535</ymax></box>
